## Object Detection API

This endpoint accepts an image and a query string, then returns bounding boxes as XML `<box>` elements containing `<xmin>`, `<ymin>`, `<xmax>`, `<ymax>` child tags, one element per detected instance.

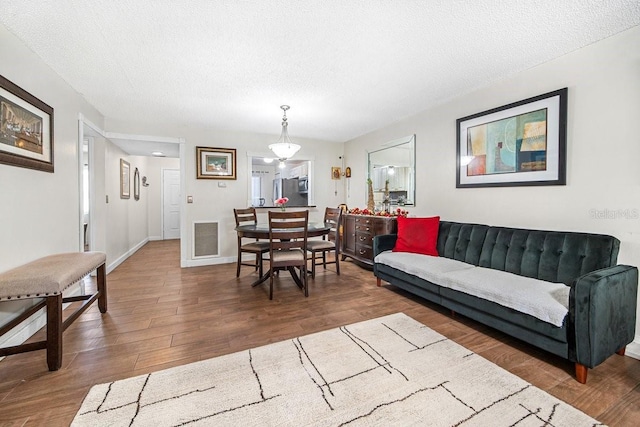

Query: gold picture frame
<box><xmin>331</xmin><ymin>167</ymin><xmax>341</xmax><ymax>180</ymax></box>
<box><xmin>196</xmin><ymin>146</ymin><xmax>236</xmax><ymax>179</ymax></box>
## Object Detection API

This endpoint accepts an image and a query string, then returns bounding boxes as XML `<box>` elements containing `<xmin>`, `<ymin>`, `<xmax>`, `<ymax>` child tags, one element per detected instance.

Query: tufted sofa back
<box><xmin>437</xmin><ymin>222</ymin><xmax>489</xmax><ymax>265</ymax></box>
<box><xmin>437</xmin><ymin>221</ymin><xmax>620</xmax><ymax>285</ymax></box>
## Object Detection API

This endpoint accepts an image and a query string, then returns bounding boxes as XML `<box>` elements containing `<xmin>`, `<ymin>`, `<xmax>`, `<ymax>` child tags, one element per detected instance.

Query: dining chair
<box><xmin>233</xmin><ymin>208</ymin><xmax>270</xmax><ymax>278</ymax></box>
<box><xmin>267</xmin><ymin>210</ymin><xmax>309</xmax><ymax>300</ymax></box>
<box><xmin>307</xmin><ymin>207</ymin><xmax>342</xmax><ymax>278</ymax></box>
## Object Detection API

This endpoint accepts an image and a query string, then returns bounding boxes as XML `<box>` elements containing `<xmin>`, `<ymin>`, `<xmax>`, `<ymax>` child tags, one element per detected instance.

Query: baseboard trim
<box><xmin>106</xmin><ymin>237</ymin><xmax>149</xmax><ymax>273</ymax></box>
<box><xmin>184</xmin><ymin>256</ymin><xmax>235</xmax><ymax>268</ymax></box>
<box><xmin>626</xmin><ymin>335</ymin><xmax>640</xmax><ymax>360</ymax></box>
<box><xmin>148</xmin><ymin>235</ymin><xmax>163</xmax><ymax>241</ymax></box>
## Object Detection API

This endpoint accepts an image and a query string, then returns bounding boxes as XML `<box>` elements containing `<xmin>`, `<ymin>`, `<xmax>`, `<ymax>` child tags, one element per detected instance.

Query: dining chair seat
<box><xmin>307</xmin><ymin>240</ymin><xmax>335</xmax><ymax>251</ymax></box>
<box><xmin>242</xmin><ymin>241</ymin><xmax>271</xmax><ymax>252</ymax></box>
<box><xmin>272</xmin><ymin>248</ymin><xmax>305</xmax><ymax>263</ymax></box>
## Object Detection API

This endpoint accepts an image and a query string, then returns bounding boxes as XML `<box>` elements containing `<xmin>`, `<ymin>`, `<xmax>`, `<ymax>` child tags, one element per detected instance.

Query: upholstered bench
<box><xmin>0</xmin><ymin>252</ymin><xmax>107</xmax><ymax>371</ymax></box>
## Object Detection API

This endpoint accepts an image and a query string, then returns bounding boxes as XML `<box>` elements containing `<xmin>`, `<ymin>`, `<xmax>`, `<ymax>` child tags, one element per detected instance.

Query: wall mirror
<box><xmin>133</xmin><ymin>167</ymin><xmax>140</xmax><ymax>201</ymax></box>
<box><xmin>368</xmin><ymin>134</ymin><xmax>415</xmax><ymax>206</ymax></box>
<box><xmin>247</xmin><ymin>154</ymin><xmax>314</xmax><ymax>208</ymax></box>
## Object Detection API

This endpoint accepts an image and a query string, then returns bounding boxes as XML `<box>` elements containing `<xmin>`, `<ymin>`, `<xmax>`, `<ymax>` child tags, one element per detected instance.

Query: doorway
<box><xmin>81</xmin><ymin>137</ymin><xmax>91</xmax><ymax>251</ymax></box>
<box><xmin>163</xmin><ymin>169</ymin><xmax>181</xmax><ymax>239</ymax></box>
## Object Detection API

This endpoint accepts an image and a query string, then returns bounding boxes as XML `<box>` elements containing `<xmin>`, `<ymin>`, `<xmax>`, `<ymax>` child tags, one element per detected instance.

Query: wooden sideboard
<box><xmin>341</xmin><ymin>214</ymin><xmax>397</xmax><ymax>269</ymax></box>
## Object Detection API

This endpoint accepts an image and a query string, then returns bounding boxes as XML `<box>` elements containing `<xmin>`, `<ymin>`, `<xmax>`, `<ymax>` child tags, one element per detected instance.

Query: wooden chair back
<box><xmin>233</xmin><ymin>207</ymin><xmax>269</xmax><ymax>277</ymax></box>
<box><xmin>268</xmin><ymin>210</ymin><xmax>309</xmax><ymax>259</ymax></box>
<box><xmin>324</xmin><ymin>207</ymin><xmax>342</xmax><ymax>247</ymax></box>
<box><xmin>234</xmin><ymin>207</ymin><xmax>258</xmax><ymax>227</ymax></box>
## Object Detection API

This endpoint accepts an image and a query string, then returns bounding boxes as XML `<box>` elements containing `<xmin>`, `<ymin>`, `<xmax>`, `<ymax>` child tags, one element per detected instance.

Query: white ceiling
<box><xmin>2</xmin><ymin>1</ymin><xmax>639</xmax><ymax>153</ymax></box>
<box><xmin>107</xmin><ymin>136</ymin><xmax>180</xmax><ymax>158</ymax></box>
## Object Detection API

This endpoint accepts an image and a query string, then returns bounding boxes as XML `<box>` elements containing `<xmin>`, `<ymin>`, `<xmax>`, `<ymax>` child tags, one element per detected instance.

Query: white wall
<box><xmin>89</xmin><ymin>134</ymin><xmax>108</xmax><ymax>255</ymax></box>
<box><xmin>0</xmin><ymin>24</ymin><xmax>105</xmax><ymax>344</ymax></box>
<box><xmin>0</xmin><ymin>25</ymin><xmax>105</xmax><ymax>268</ymax></box>
<box><xmin>344</xmin><ymin>26</ymin><xmax>640</xmax><ymax>355</ymax></box>
<box><xmin>104</xmin><ymin>145</ymin><xmax>151</xmax><ymax>270</ymax></box>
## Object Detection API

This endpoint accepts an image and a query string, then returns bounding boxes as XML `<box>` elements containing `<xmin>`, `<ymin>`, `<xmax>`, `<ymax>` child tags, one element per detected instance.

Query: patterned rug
<box><xmin>72</xmin><ymin>313</ymin><xmax>603</xmax><ymax>426</ymax></box>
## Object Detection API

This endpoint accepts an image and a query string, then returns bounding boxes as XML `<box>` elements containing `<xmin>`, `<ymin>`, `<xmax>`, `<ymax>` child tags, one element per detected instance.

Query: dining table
<box><xmin>235</xmin><ymin>222</ymin><xmax>331</xmax><ymax>288</ymax></box>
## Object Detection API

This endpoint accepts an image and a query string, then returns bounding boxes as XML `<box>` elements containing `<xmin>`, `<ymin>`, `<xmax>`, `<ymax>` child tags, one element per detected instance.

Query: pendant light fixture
<box><xmin>268</xmin><ymin>105</ymin><xmax>301</xmax><ymax>168</ymax></box>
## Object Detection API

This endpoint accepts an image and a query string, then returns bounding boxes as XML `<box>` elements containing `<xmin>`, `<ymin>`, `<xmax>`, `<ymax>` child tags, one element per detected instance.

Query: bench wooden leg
<box><xmin>575</xmin><ymin>363</ymin><xmax>588</xmax><ymax>384</ymax></box>
<box><xmin>376</xmin><ymin>277</ymin><xmax>381</xmax><ymax>287</ymax></box>
<box><xmin>616</xmin><ymin>347</ymin><xmax>626</xmax><ymax>356</ymax></box>
<box><xmin>97</xmin><ymin>263</ymin><xmax>107</xmax><ymax>313</ymax></box>
<box><xmin>46</xmin><ymin>294</ymin><xmax>63</xmax><ymax>371</ymax></box>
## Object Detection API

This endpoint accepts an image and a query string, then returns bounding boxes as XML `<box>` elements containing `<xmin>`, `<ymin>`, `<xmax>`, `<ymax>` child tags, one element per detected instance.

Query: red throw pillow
<box><xmin>393</xmin><ymin>216</ymin><xmax>440</xmax><ymax>256</ymax></box>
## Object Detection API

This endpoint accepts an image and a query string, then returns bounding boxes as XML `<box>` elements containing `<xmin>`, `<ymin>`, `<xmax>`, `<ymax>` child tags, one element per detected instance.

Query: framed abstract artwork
<box><xmin>0</xmin><ymin>75</ymin><xmax>54</xmax><ymax>172</ymax></box>
<box><xmin>196</xmin><ymin>146</ymin><xmax>236</xmax><ymax>179</ymax></box>
<box><xmin>456</xmin><ymin>88</ymin><xmax>567</xmax><ymax>188</ymax></box>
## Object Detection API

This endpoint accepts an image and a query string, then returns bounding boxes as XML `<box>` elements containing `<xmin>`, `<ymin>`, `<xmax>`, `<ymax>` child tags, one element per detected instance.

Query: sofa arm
<box><xmin>373</xmin><ymin>234</ymin><xmax>397</xmax><ymax>258</ymax></box>
<box><xmin>571</xmin><ymin>265</ymin><xmax>638</xmax><ymax>368</ymax></box>
<box><xmin>373</xmin><ymin>234</ymin><xmax>397</xmax><ymax>281</ymax></box>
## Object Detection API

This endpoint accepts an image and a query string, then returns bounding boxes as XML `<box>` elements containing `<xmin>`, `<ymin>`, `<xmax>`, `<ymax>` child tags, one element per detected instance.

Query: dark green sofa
<box><xmin>373</xmin><ymin>221</ymin><xmax>638</xmax><ymax>383</ymax></box>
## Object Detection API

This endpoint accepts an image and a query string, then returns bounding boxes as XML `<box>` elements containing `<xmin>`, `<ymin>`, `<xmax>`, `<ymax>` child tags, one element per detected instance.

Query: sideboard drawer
<box><xmin>355</xmin><ymin>244</ymin><xmax>373</xmax><ymax>261</ymax></box>
<box><xmin>355</xmin><ymin>216</ymin><xmax>373</xmax><ymax>225</ymax></box>
<box><xmin>355</xmin><ymin>224</ymin><xmax>373</xmax><ymax>234</ymax></box>
<box><xmin>356</xmin><ymin>232</ymin><xmax>373</xmax><ymax>246</ymax></box>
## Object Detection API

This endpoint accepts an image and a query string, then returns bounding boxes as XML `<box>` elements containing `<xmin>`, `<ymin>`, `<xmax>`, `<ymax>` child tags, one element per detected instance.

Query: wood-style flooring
<box><xmin>0</xmin><ymin>240</ymin><xmax>639</xmax><ymax>426</ymax></box>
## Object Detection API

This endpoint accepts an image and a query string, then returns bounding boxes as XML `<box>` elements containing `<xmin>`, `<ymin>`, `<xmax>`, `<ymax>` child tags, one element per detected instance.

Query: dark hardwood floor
<box><xmin>0</xmin><ymin>240</ymin><xmax>639</xmax><ymax>426</ymax></box>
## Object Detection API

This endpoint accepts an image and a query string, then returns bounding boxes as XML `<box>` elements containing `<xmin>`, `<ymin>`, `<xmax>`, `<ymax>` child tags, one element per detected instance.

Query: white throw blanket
<box><xmin>375</xmin><ymin>251</ymin><xmax>569</xmax><ymax>327</ymax></box>
<box><xmin>374</xmin><ymin>251</ymin><xmax>475</xmax><ymax>283</ymax></box>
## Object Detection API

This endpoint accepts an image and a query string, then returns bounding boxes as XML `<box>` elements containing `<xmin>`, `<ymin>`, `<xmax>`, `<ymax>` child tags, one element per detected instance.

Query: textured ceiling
<box><xmin>1</xmin><ymin>0</ymin><xmax>639</xmax><ymax>146</ymax></box>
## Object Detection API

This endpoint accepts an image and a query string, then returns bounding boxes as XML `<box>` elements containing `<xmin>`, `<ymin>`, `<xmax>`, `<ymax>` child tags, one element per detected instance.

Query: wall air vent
<box><xmin>192</xmin><ymin>221</ymin><xmax>219</xmax><ymax>259</ymax></box>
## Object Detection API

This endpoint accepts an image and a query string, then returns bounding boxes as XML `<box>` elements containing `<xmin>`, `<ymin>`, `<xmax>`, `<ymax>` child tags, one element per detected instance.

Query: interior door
<box><xmin>163</xmin><ymin>169</ymin><xmax>181</xmax><ymax>240</ymax></box>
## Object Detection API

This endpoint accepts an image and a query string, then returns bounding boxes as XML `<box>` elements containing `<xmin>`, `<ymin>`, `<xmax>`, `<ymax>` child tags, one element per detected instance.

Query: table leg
<box><xmin>251</xmin><ymin>269</ymin><xmax>271</xmax><ymax>287</ymax></box>
<box><xmin>288</xmin><ymin>267</ymin><xmax>304</xmax><ymax>289</ymax></box>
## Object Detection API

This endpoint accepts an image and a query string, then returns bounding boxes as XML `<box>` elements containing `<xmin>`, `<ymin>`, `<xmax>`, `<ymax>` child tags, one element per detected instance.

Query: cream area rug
<box><xmin>72</xmin><ymin>313</ymin><xmax>603</xmax><ymax>426</ymax></box>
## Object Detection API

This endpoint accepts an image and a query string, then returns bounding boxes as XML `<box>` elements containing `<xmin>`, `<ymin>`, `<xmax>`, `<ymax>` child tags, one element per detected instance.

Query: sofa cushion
<box><xmin>437</xmin><ymin>266</ymin><xmax>570</xmax><ymax>327</ymax></box>
<box><xmin>437</xmin><ymin>222</ymin><xmax>489</xmax><ymax>266</ymax></box>
<box><xmin>479</xmin><ymin>227</ymin><xmax>620</xmax><ymax>285</ymax></box>
<box><xmin>375</xmin><ymin>251</ymin><xmax>474</xmax><ymax>284</ymax></box>
<box><xmin>393</xmin><ymin>216</ymin><xmax>440</xmax><ymax>256</ymax></box>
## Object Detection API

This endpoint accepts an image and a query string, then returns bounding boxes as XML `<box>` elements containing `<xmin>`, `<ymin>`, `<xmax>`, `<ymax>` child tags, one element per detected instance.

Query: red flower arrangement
<box><xmin>348</xmin><ymin>207</ymin><xmax>409</xmax><ymax>217</ymax></box>
<box><xmin>275</xmin><ymin>197</ymin><xmax>289</xmax><ymax>211</ymax></box>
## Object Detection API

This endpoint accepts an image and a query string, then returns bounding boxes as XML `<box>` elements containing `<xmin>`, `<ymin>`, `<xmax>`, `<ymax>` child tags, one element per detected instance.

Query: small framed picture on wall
<box><xmin>196</xmin><ymin>146</ymin><xmax>237</xmax><ymax>179</ymax></box>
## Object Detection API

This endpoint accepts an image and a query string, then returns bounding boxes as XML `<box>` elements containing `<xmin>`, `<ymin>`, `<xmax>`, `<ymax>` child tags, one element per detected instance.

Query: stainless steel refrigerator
<box><xmin>273</xmin><ymin>178</ymin><xmax>308</xmax><ymax>206</ymax></box>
